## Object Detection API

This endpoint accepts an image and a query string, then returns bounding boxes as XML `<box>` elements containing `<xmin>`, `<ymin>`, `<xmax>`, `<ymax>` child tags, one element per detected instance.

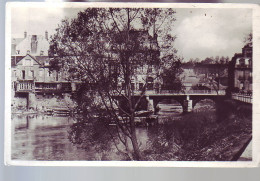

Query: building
<box><xmin>11</xmin><ymin>54</ymin><xmax>72</xmax><ymax>93</ymax></box>
<box><xmin>12</xmin><ymin>31</ymin><xmax>50</xmax><ymax>56</ymax></box>
<box><xmin>11</xmin><ymin>32</ymin><xmax>75</xmax><ymax>110</ymax></box>
<box><xmin>180</xmin><ymin>62</ymin><xmax>228</xmax><ymax>91</ymax></box>
<box><xmin>228</xmin><ymin>44</ymin><xmax>252</xmax><ymax>94</ymax></box>
<box><xmin>104</xmin><ymin>30</ymin><xmax>161</xmax><ymax>92</ymax></box>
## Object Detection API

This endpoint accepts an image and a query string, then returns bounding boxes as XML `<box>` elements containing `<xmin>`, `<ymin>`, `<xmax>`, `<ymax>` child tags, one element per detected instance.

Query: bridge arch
<box><xmin>149</xmin><ymin>96</ymin><xmax>186</xmax><ymax>114</ymax></box>
<box><xmin>191</xmin><ymin>96</ymin><xmax>225</xmax><ymax>111</ymax></box>
<box><xmin>192</xmin><ymin>98</ymin><xmax>217</xmax><ymax>112</ymax></box>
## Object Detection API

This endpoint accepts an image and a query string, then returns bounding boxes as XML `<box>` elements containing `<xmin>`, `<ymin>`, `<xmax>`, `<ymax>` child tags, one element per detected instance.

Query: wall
<box><xmin>11</xmin><ymin>93</ymin><xmax>76</xmax><ymax>112</ymax></box>
<box><xmin>11</xmin><ymin>96</ymin><xmax>27</xmax><ymax>109</ymax></box>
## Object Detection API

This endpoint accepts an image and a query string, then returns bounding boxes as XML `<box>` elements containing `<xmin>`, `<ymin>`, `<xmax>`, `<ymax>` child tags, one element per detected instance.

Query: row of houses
<box><xmin>180</xmin><ymin>44</ymin><xmax>252</xmax><ymax>94</ymax></box>
<box><xmin>11</xmin><ymin>31</ymin><xmax>253</xmax><ymax>109</ymax></box>
<box><xmin>11</xmin><ymin>31</ymin><xmax>162</xmax><ymax>109</ymax></box>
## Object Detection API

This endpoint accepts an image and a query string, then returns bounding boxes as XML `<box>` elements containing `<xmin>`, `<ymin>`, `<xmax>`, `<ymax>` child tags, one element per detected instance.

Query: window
<box><xmin>248</xmin><ymin>59</ymin><xmax>252</xmax><ymax>67</ymax></box>
<box><xmin>147</xmin><ymin>83</ymin><xmax>154</xmax><ymax>90</ymax></box>
<box><xmin>22</xmin><ymin>70</ymin><xmax>25</xmax><ymax>79</ymax></box>
<box><xmin>239</xmin><ymin>58</ymin><xmax>245</xmax><ymax>66</ymax></box>
<box><xmin>12</xmin><ymin>70</ymin><xmax>16</xmax><ymax>77</ymax></box>
<box><xmin>131</xmin><ymin>83</ymin><xmax>135</xmax><ymax>90</ymax></box>
<box><xmin>31</xmin><ymin>70</ymin><xmax>34</xmax><ymax>78</ymax></box>
<box><xmin>40</xmin><ymin>51</ymin><xmax>44</xmax><ymax>56</ymax></box>
<box><xmin>56</xmin><ymin>72</ymin><xmax>59</xmax><ymax>81</ymax></box>
<box><xmin>147</xmin><ymin>67</ymin><xmax>153</xmax><ymax>73</ymax></box>
<box><xmin>139</xmin><ymin>83</ymin><xmax>144</xmax><ymax>91</ymax></box>
<box><xmin>147</xmin><ymin>77</ymin><xmax>154</xmax><ymax>83</ymax></box>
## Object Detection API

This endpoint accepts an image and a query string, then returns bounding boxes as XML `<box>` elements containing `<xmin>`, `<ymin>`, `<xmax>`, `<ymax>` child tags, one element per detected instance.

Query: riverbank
<box><xmin>143</xmin><ymin>107</ymin><xmax>252</xmax><ymax>161</ymax></box>
<box><xmin>11</xmin><ymin>99</ymin><xmax>252</xmax><ymax>161</ymax></box>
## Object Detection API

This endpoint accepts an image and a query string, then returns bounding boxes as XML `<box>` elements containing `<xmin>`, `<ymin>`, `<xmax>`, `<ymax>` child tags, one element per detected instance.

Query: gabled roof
<box><xmin>34</xmin><ymin>56</ymin><xmax>50</xmax><ymax>66</ymax></box>
<box><xmin>11</xmin><ymin>56</ymin><xmax>24</xmax><ymax>67</ymax></box>
<box><xmin>11</xmin><ymin>54</ymin><xmax>50</xmax><ymax>66</ymax></box>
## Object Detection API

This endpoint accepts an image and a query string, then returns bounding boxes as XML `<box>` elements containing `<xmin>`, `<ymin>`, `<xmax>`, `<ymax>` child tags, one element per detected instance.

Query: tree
<box><xmin>201</xmin><ymin>57</ymin><xmax>214</xmax><ymax>64</ymax></box>
<box><xmin>49</xmin><ymin>8</ymin><xmax>180</xmax><ymax>160</ymax></box>
<box><xmin>244</xmin><ymin>32</ymin><xmax>252</xmax><ymax>47</ymax></box>
<box><xmin>161</xmin><ymin>59</ymin><xmax>183</xmax><ymax>91</ymax></box>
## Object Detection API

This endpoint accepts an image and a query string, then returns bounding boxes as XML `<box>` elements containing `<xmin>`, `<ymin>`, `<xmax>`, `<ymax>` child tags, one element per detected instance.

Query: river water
<box><xmin>11</xmin><ymin>101</ymin><xmax>214</xmax><ymax>161</ymax></box>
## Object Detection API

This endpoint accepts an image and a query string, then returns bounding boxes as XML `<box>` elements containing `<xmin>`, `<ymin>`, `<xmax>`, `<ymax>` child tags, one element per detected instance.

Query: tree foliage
<box><xmin>244</xmin><ymin>32</ymin><xmax>252</xmax><ymax>47</ymax></box>
<box><xmin>49</xmin><ymin>8</ymin><xmax>180</xmax><ymax>160</ymax></box>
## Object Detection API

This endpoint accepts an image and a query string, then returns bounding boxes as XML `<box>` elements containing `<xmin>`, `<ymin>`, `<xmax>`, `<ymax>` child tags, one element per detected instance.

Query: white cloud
<box><xmin>174</xmin><ymin>9</ymin><xmax>252</xmax><ymax>61</ymax></box>
<box><xmin>11</xmin><ymin>7</ymin><xmax>252</xmax><ymax>61</ymax></box>
<box><xmin>11</xmin><ymin>7</ymin><xmax>81</xmax><ymax>37</ymax></box>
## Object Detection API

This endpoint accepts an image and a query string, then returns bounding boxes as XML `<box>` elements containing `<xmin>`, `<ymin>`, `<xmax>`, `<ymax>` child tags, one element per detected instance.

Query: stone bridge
<box><xmin>143</xmin><ymin>90</ymin><xmax>226</xmax><ymax>113</ymax></box>
<box><xmin>113</xmin><ymin>90</ymin><xmax>227</xmax><ymax>114</ymax></box>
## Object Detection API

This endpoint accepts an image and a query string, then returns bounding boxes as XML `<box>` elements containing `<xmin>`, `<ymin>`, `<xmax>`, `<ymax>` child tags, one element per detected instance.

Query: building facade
<box><xmin>228</xmin><ymin>45</ymin><xmax>252</xmax><ymax>93</ymax></box>
<box><xmin>12</xmin><ymin>54</ymin><xmax>72</xmax><ymax>94</ymax></box>
<box><xmin>11</xmin><ymin>32</ymin><xmax>75</xmax><ymax>110</ymax></box>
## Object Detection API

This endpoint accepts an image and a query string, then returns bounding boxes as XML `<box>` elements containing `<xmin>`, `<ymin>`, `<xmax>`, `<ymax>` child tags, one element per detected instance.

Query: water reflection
<box><xmin>12</xmin><ymin>114</ymin><xmax>89</xmax><ymax>160</ymax></box>
<box><xmin>12</xmin><ymin>100</ymin><xmax>217</xmax><ymax>161</ymax></box>
<box><xmin>11</xmin><ymin>114</ymin><xmax>150</xmax><ymax>160</ymax></box>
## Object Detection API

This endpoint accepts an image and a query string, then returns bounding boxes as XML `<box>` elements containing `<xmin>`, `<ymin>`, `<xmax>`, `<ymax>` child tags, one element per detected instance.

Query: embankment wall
<box><xmin>12</xmin><ymin>93</ymin><xmax>76</xmax><ymax>111</ymax></box>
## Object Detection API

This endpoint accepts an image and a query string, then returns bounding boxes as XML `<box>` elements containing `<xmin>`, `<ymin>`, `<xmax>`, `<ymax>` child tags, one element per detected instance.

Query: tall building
<box><xmin>228</xmin><ymin>44</ymin><xmax>252</xmax><ymax>93</ymax></box>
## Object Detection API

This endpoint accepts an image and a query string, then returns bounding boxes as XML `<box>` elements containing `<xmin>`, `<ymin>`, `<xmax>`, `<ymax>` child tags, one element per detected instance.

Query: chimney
<box><xmin>31</xmin><ymin>35</ymin><xmax>37</xmax><ymax>54</ymax></box>
<box><xmin>24</xmin><ymin>31</ymin><xmax>27</xmax><ymax>38</ymax></box>
<box><xmin>45</xmin><ymin>31</ymin><xmax>48</xmax><ymax>40</ymax></box>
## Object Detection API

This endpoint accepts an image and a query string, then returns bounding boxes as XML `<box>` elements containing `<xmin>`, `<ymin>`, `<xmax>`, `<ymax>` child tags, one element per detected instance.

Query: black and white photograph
<box><xmin>5</xmin><ymin>2</ymin><xmax>260</xmax><ymax>166</ymax></box>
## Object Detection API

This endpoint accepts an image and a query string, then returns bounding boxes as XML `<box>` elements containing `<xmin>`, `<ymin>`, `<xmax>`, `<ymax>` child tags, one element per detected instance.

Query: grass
<box><xmin>143</xmin><ymin>100</ymin><xmax>252</xmax><ymax>161</ymax></box>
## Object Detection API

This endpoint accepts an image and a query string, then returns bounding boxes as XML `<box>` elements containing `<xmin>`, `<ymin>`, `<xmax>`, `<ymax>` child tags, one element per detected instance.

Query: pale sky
<box><xmin>11</xmin><ymin>7</ymin><xmax>252</xmax><ymax>62</ymax></box>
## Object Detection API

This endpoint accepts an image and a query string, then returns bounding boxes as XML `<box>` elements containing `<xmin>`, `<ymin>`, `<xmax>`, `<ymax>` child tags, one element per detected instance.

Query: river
<box><xmin>11</xmin><ymin>101</ymin><xmax>216</xmax><ymax>161</ymax></box>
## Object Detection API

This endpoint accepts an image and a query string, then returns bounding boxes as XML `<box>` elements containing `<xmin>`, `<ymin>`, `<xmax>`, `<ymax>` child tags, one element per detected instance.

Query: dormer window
<box><xmin>27</xmin><ymin>50</ymin><xmax>30</xmax><ymax>54</ymax></box>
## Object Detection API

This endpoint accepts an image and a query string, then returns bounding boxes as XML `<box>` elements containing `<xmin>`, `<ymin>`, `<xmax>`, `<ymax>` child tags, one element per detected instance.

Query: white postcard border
<box><xmin>5</xmin><ymin>2</ymin><xmax>260</xmax><ymax>167</ymax></box>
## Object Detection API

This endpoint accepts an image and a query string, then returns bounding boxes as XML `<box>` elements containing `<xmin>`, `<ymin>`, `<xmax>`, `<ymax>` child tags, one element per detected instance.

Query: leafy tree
<box><xmin>244</xmin><ymin>32</ymin><xmax>252</xmax><ymax>47</ymax></box>
<box><xmin>49</xmin><ymin>8</ymin><xmax>180</xmax><ymax>160</ymax></box>
<box><xmin>161</xmin><ymin>59</ymin><xmax>183</xmax><ymax>91</ymax></box>
<box><xmin>201</xmin><ymin>57</ymin><xmax>214</xmax><ymax>64</ymax></box>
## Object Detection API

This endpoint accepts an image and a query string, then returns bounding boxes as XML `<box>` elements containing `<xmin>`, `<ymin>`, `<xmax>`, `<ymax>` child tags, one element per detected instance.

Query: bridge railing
<box><xmin>231</xmin><ymin>93</ymin><xmax>252</xmax><ymax>104</ymax></box>
<box><xmin>186</xmin><ymin>89</ymin><xmax>226</xmax><ymax>95</ymax></box>
<box><xmin>130</xmin><ymin>89</ymin><xmax>226</xmax><ymax>95</ymax></box>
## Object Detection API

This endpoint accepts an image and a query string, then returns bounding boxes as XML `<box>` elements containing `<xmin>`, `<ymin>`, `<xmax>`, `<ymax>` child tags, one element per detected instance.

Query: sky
<box><xmin>11</xmin><ymin>6</ymin><xmax>252</xmax><ymax>62</ymax></box>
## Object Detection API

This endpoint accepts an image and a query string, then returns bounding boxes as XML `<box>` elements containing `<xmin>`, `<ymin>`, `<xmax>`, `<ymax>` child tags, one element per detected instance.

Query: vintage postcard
<box><xmin>5</xmin><ymin>2</ymin><xmax>260</xmax><ymax>167</ymax></box>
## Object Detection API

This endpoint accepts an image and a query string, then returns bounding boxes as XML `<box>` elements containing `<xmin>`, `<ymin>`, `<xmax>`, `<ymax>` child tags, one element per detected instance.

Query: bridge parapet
<box><xmin>132</xmin><ymin>89</ymin><xmax>226</xmax><ymax>96</ymax></box>
<box><xmin>232</xmin><ymin>93</ymin><xmax>252</xmax><ymax>104</ymax></box>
